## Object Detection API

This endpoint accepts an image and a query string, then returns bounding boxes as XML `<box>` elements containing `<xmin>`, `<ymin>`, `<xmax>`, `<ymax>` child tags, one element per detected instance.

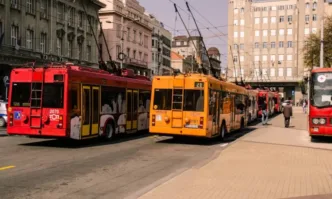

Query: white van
<box><xmin>0</xmin><ymin>101</ymin><xmax>7</xmax><ymax>127</ymax></box>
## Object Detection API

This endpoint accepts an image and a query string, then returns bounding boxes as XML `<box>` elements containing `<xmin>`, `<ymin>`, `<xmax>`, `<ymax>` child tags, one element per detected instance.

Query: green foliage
<box><xmin>303</xmin><ymin>16</ymin><xmax>332</xmax><ymax>69</ymax></box>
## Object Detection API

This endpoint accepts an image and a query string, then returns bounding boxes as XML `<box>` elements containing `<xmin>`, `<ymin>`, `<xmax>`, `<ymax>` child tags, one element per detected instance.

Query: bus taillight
<box><xmin>199</xmin><ymin>117</ymin><xmax>204</xmax><ymax>129</ymax></box>
<box><xmin>57</xmin><ymin>115</ymin><xmax>63</xmax><ymax>128</ymax></box>
<box><xmin>152</xmin><ymin>114</ymin><xmax>155</xmax><ymax>126</ymax></box>
<box><xmin>9</xmin><ymin>113</ymin><xmax>13</xmax><ymax>126</ymax></box>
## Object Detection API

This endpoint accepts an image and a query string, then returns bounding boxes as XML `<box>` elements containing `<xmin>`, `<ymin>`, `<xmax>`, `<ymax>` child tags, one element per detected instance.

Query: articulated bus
<box><xmin>247</xmin><ymin>89</ymin><xmax>258</xmax><ymax>124</ymax></box>
<box><xmin>7</xmin><ymin>63</ymin><xmax>151</xmax><ymax>140</ymax></box>
<box><xmin>149</xmin><ymin>73</ymin><xmax>249</xmax><ymax>139</ymax></box>
<box><xmin>309</xmin><ymin>68</ymin><xmax>332</xmax><ymax>138</ymax></box>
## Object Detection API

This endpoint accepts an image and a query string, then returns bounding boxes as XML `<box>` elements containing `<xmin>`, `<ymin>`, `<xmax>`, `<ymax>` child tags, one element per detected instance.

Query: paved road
<box><xmin>0</xmin><ymin>127</ymin><xmax>251</xmax><ymax>199</ymax></box>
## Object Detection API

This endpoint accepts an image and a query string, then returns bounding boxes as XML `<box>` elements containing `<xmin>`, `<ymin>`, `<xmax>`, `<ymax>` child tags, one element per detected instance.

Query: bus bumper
<box><xmin>150</xmin><ymin>127</ymin><xmax>210</xmax><ymax>138</ymax></box>
<box><xmin>7</xmin><ymin>127</ymin><xmax>67</xmax><ymax>138</ymax></box>
<box><xmin>310</xmin><ymin>126</ymin><xmax>332</xmax><ymax>137</ymax></box>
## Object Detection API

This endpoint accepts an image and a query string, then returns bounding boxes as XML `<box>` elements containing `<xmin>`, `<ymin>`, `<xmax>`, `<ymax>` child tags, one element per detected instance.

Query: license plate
<box><xmin>156</xmin><ymin>115</ymin><xmax>162</xmax><ymax>121</ymax></box>
<box><xmin>185</xmin><ymin>124</ymin><xmax>198</xmax><ymax>128</ymax></box>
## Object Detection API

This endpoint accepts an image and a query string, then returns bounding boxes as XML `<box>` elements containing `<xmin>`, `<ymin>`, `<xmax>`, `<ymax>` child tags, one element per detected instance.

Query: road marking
<box><xmin>0</xmin><ymin>166</ymin><xmax>15</xmax><ymax>171</ymax></box>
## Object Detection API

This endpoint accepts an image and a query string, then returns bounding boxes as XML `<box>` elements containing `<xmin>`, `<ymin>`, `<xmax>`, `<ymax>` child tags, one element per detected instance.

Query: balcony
<box><xmin>124</xmin><ymin>58</ymin><xmax>148</xmax><ymax>68</ymax></box>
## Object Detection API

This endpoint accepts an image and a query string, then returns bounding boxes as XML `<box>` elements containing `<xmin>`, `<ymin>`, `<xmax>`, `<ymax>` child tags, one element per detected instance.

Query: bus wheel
<box><xmin>0</xmin><ymin>117</ymin><xmax>6</xmax><ymax>127</ymax></box>
<box><xmin>220</xmin><ymin>123</ymin><xmax>227</xmax><ymax>141</ymax></box>
<box><xmin>105</xmin><ymin>122</ymin><xmax>115</xmax><ymax>140</ymax></box>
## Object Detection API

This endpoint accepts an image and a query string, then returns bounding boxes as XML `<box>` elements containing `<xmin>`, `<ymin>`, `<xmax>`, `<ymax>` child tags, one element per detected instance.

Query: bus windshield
<box><xmin>311</xmin><ymin>72</ymin><xmax>332</xmax><ymax>108</ymax></box>
<box><xmin>11</xmin><ymin>83</ymin><xmax>31</xmax><ymax>107</ymax></box>
<box><xmin>183</xmin><ymin>90</ymin><xmax>204</xmax><ymax>111</ymax></box>
<box><xmin>153</xmin><ymin>89</ymin><xmax>172</xmax><ymax>110</ymax></box>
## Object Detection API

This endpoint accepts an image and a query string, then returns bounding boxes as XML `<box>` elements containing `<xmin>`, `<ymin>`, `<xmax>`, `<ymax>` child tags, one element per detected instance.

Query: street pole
<box><xmin>320</xmin><ymin>17</ymin><xmax>324</xmax><ymax>68</ymax></box>
<box><xmin>120</xmin><ymin>16</ymin><xmax>124</xmax><ymax>69</ymax></box>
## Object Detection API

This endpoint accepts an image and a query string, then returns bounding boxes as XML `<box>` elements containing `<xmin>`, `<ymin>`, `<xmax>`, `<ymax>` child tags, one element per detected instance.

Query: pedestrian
<box><xmin>283</xmin><ymin>99</ymin><xmax>293</xmax><ymax>128</ymax></box>
<box><xmin>303</xmin><ymin>99</ymin><xmax>307</xmax><ymax>114</ymax></box>
<box><xmin>261</xmin><ymin>100</ymin><xmax>268</xmax><ymax>125</ymax></box>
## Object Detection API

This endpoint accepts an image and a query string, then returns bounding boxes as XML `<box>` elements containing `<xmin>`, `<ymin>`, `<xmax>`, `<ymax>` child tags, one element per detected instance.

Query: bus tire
<box><xmin>220</xmin><ymin>122</ymin><xmax>227</xmax><ymax>141</ymax></box>
<box><xmin>310</xmin><ymin>135</ymin><xmax>320</xmax><ymax>141</ymax></box>
<box><xmin>105</xmin><ymin>121</ymin><xmax>115</xmax><ymax>140</ymax></box>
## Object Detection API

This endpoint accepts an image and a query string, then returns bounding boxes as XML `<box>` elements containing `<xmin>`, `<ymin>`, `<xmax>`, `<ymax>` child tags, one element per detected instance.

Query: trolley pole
<box><xmin>320</xmin><ymin>17</ymin><xmax>324</xmax><ymax>68</ymax></box>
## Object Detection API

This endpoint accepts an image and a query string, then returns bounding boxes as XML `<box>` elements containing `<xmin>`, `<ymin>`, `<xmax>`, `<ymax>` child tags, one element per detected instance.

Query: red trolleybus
<box><xmin>309</xmin><ymin>68</ymin><xmax>332</xmax><ymax>138</ymax></box>
<box><xmin>273</xmin><ymin>92</ymin><xmax>282</xmax><ymax>113</ymax></box>
<box><xmin>247</xmin><ymin>89</ymin><xmax>258</xmax><ymax>124</ymax></box>
<box><xmin>257</xmin><ymin>89</ymin><xmax>274</xmax><ymax>117</ymax></box>
<box><xmin>7</xmin><ymin>63</ymin><xmax>151</xmax><ymax>140</ymax></box>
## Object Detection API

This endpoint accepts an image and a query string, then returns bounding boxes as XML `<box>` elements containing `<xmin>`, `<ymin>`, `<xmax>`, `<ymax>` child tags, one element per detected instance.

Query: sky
<box><xmin>139</xmin><ymin>0</ymin><xmax>229</xmax><ymax>68</ymax></box>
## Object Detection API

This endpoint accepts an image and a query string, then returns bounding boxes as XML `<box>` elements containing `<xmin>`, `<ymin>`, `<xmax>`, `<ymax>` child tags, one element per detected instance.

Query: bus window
<box><xmin>153</xmin><ymin>89</ymin><xmax>172</xmax><ymax>110</ymax></box>
<box><xmin>69</xmin><ymin>84</ymin><xmax>80</xmax><ymax>118</ymax></box>
<box><xmin>43</xmin><ymin>83</ymin><xmax>64</xmax><ymax>108</ymax></box>
<box><xmin>208</xmin><ymin>90</ymin><xmax>216</xmax><ymax>115</ymax></box>
<box><xmin>235</xmin><ymin>95</ymin><xmax>245</xmax><ymax>114</ymax></box>
<box><xmin>183</xmin><ymin>90</ymin><xmax>204</xmax><ymax>112</ymax></box>
<box><xmin>11</xmin><ymin>83</ymin><xmax>31</xmax><ymax>107</ymax></box>
<box><xmin>139</xmin><ymin>90</ymin><xmax>151</xmax><ymax>113</ymax></box>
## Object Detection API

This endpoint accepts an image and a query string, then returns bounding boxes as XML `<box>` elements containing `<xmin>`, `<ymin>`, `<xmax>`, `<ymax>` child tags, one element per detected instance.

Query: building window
<box><xmin>234</xmin><ymin>44</ymin><xmax>238</xmax><ymax>49</ymax></box>
<box><xmin>240</xmin><ymin>43</ymin><xmax>244</xmax><ymax>49</ymax></box>
<box><xmin>287</xmin><ymin>29</ymin><xmax>293</xmax><ymax>35</ymax></box>
<box><xmin>233</xmin><ymin>56</ymin><xmax>238</xmax><ymax>63</ymax></box>
<box><xmin>144</xmin><ymin>54</ymin><xmax>148</xmax><ymax>62</ymax></box>
<box><xmin>78</xmin><ymin>12</ymin><xmax>84</xmax><ymax>28</ymax></box>
<box><xmin>306</xmin><ymin>3</ymin><xmax>310</xmax><ymax>9</ymax></box>
<box><xmin>11</xmin><ymin>0</ymin><xmax>19</xmax><ymax>9</ymax></box>
<box><xmin>262</xmin><ymin>55</ymin><xmax>267</xmax><ymax>62</ymax></box>
<box><xmin>287</xmin><ymin>55</ymin><xmax>293</xmax><ymax>61</ymax></box>
<box><xmin>87</xmin><ymin>45</ymin><xmax>91</xmax><ymax>61</ymax></box>
<box><xmin>263</xmin><ymin>17</ymin><xmax>268</xmax><ymax>24</ymax></box>
<box><xmin>57</xmin><ymin>3</ymin><xmax>65</xmax><ymax>22</ymax></box>
<box><xmin>270</xmin><ymin>68</ymin><xmax>275</xmax><ymax>77</ymax></box>
<box><xmin>234</xmin><ymin>31</ymin><xmax>238</xmax><ymax>38</ymax></box>
<box><xmin>287</xmin><ymin>68</ymin><xmax>292</xmax><ymax>77</ymax></box>
<box><xmin>234</xmin><ymin>8</ymin><xmax>238</xmax><ymax>14</ymax></box>
<box><xmin>68</xmin><ymin>41</ymin><xmax>73</xmax><ymax>58</ymax></box>
<box><xmin>255</xmin><ymin>30</ymin><xmax>259</xmax><ymax>37</ymax></box>
<box><xmin>68</xmin><ymin>7</ymin><xmax>75</xmax><ymax>26</ymax></box>
<box><xmin>139</xmin><ymin>52</ymin><xmax>142</xmax><ymax>60</ymax></box>
<box><xmin>305</xmin><ymin>15</ymin><xmax>310</xmax><ymax>22</ymax></box>
<box><xmin>26</xmin><ymin>29</ymin><xmax>33</xmax><ymax>49</ymax></box>
<box><xmin>271</xmin><ymin>29</ymin><xmax>276</xmax><ymax>36</ymax></box>
<box><xmin>240</xmin><ymin>19</ymin><xmax>244</xmax><ymax>25</ymax></box>
<box><xmin>278</xmin><ymin>68</ymin><xmax>284</xmax><ymax>77</ymax></box>
<box><xmin>278</xmin><ymin>55</ymin><xmax>284</xmax><ymax>61</ymax></box>
<box><xmin>240</xmin><ymin>8</ymin><xmax>244</xmax><ymax>13</ymax></box>
<box><xmin>116</xmin><ymin>24</ymin><xmax>121</xmax><ymax>38</ymax></box>
<box><xmin>127</xmin><ymin>27</ymin><xmax>130</xmax><ymax>40</ymax></box>
<box><xmin>287</xmin><ymin>41</ymin><xmax>293</xmax><ymax>48</ymax></box>
<box><xmin>240</xmin><ymin>32</ymin><xmax>244</xmax><ymax>38</ymax></box>
<box><xmin>78</xmin><ymin>43</ymin><xmax>83</xmax><ymax>60</ymax></box>
<box><xmin>279</xmin><ymin>41</ymin><xmax>284</xmax><ymax>48</ymax></box>
<box><xmin>240</xmin><ymin>56</ymin><xmax>244</xmax><ymax>62</ymax></box>
<box><xmin>255</xmin><ymin>56</ymin><xmax>259</xmax><ymax>62</ymax></box>
<box><xmin>133</xmin><ymin>30</ymin><xmax>137</xmax><ymax>42</ymax></box>
<box><xmin>133</xmin><ymin>50</ymin><xmax>136</xmax><ymax>59</ymax></box>
<box><xmin>234</xmin><ymin>20</ymin><xmax>238</xmax><ymax>26</ymax></box>
<box><xmin>127</xmin><ymin>48</ymin><xmax>130</xmax><ymax>57</ymax></box>
<box><xmin>279</xmin><ymin>29</ymin><xmax>285</xmax><ymax>35</ymax></box>
<box><xmin>26</xmin><ymin>0</ymin><xmax>34</xmax><ymax>14</ymax></box>
<box><xmin>263</xmin><ymin>42</ymin><xmax>267</xmax><ymax>48</ymax></box>
<box><xmin>263</xmin><ymin>30</ymin><xmax>268</xmax><ymax>37</ymax></box>
<box><xmin>40</xmin><ymin>0</ymin><xmax>47</xmax><ymax>18</ymax></box>
<box><xmin>271</xmin><ymin>17</ymin><xmax>276</xmax><ymax>23</ymax></box>
<box><xmin>56</xmin><ymin>38</ymin><xmax>62</xmax><ymax>56</ymax></box>
<box><xmin>271</xmin><ymin>55</ymin><xmax>276</xmax><ymax>61</ymax></box>
<box><xmin>312</xmin><ymin>28</ymin><xmax>317</xmax><ymax>34</ymax></box>
<box><xmin>279</xmin><ymin>16</ymin><xmax>284</xmax><ymax>23</ymax></box>
<box><xmin>313</xmin><ymin>2</ymin><xmax>317</xmax><ymax>9</ymax></box>
<box><xmin>116</xmin><ymin>45</ymin><xmax>121</xmax><ymax>59</ymax></box>
<box><xmin>139</xmin><ymin>32</ymin><xmax>142</xmax><ymax>44</ymax></box>
<box><xmin>313</xmin><ymin>14</ymin><xmax>317</xmax><ymax>21</ymax></box>
<box><xmin>40</xmin><ymin>33</ymin><xmax>46</xmax><ymax>53</ymax></box>
<box><xmin>255</xmin><ymin>42</ymin><xmax>259</xmax><ymax>48</ymax></box>
<box><xmin>255</xmin><ymin>18</ymin><xmax>260</xmax><ymax>24</ymax></box>
<box><xmin>271</xmin><ymin>42</ymin><xmax>276</xmax><ymax>48</ymax></box>
<box><xmin>11</xmin><ymin>25</ymin><xmax>19</xmax><ymax>46</ymax></box>
<box><xmin>288</xmin><ymin>15</ymin><xmax>292</xmax><ymax>22</ymax></box>
<box><xmin>305</xmin><ymin>28</ymin><xmax>310</xmax><ymax>35</ymax></box>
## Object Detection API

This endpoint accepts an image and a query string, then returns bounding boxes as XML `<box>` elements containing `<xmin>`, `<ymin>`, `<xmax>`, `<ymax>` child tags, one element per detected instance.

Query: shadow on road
<box><xmin>311</xmin><ymin>136</ymin><xmax>332</xmax><ymax>144</ymax></box>
<box><xmin>156</xmin><ymin>127</ymin><xmax>257</xmax><ymax>146</ymax></box>
<box><xmin>19</xmin><ymin>131</ymin><xmax>151</xmax><ymax>149</ymax></box>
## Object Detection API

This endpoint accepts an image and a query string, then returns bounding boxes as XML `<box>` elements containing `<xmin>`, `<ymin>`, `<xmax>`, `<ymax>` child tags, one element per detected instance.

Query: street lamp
<box><xmin>106</xmin><ymin>18</ymin><xmax>139</xmax><ymax>69</ymax></box>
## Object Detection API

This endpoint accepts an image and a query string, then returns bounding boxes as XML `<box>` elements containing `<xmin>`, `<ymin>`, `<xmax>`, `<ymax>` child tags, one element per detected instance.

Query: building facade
<box><xmin>148</xmin><ymin>14</ymin><xmax>172</xmax><ymax>75</ymax></box>
<box><xmin>228</xmin><ymin>0</ymin><xmax>332</xmax><ymax>102</ymax></box>
<box><xmin>208</xmin><ymin>47</ymin><xmax>222</xmax><ymax>77</ymax></box>
<box><xmin>172</xmin><ymin>35</ymin><xmax>210</xmax><ymax>73</ymax></box>
<box><xmin>0</xmin><ymin>0</ymin><xmax>104</xmax><ymax>99</ymax></box>
<box><xmin>99</xmin><ymin>0</ymin><xmax>152</xmax><ymax>76</ymax></box>
<box><xmin>171</xmin><ymin>51</ymin><xmax>191</xmax><ymax>73</ymax></box>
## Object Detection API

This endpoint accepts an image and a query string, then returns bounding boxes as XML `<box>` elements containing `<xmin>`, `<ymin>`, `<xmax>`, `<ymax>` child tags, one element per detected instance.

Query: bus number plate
<box><xmin>194</xmin><ymin>82</ymin><xmax>204</xmax><ymax>88</ymax></box>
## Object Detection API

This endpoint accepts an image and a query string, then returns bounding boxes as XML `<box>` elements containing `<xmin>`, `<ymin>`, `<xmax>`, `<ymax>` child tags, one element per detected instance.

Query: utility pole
<box><xmin>320</xmin><ymin>17</ymin><xmax>324</xmax><ymax>68</ymax></box>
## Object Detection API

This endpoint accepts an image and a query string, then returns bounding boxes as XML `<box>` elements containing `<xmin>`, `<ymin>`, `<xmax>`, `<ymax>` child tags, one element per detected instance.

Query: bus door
<box><xmin>171</xmin><ymin>89</ymin><xmax>183</xmax><ymax>128</ymax></box>
<box><xmin>81</xmin><ymin>86</ymin><xmax>100</xmax><ymax>137</ymax></box>
<box><xmin>126</xmin><ymin>89</ymin><xmax>138</xmax><ymax>131</ymax></box>
<box><xmin>230</xmin><ymin>95</ymin><xmax>236</xmax><ymax>130</ymax></box>
<box><xmin>211</xmin><ymin>91</ymin><xmax>220</xmax><ymax>136</ymax></box>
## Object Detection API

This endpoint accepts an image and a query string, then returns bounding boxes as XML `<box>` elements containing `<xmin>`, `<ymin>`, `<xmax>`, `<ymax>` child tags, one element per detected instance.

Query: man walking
<box><xmin>283</xmin><ymin>99</ymin><xmax>293</xmax><ymax>128</ymax></box>
<box><xmin>261</xmin><ymin>101</ymin><xmax>268</xmax><ymax>125</ymax></box>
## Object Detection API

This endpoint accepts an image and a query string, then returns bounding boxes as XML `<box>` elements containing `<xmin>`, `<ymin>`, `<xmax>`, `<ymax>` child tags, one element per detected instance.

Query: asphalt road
<box><xmin>0</xmin><ymin>128</ymin><xmax>252</xmax><ymax>199</ymax></box>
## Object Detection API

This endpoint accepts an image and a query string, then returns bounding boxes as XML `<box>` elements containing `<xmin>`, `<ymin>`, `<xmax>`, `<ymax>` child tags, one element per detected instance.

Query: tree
<box><xmin>303</xmin><ymin>16</ymin><xmax>332</xmax><ymax>69</ymax></box>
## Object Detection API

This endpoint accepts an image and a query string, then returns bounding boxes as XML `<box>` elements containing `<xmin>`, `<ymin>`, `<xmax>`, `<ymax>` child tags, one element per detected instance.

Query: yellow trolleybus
<box><xmin>149</xmin><ymin>73</ymin><xmax>249</xmax><ymax>139</ymax></box>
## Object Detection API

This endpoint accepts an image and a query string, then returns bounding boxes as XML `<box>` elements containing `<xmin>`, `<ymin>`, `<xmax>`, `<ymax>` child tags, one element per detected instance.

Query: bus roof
<box><xmin>311</xmin><ymin>68</ymin><xmax>332</xmax><ymax>73</ymax></box>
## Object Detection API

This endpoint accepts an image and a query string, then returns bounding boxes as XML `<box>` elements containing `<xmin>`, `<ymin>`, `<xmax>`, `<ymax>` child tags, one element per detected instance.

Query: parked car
<box><xmin>0</xmin><ymin>101</ymin><xmax>7</xmax><ymax>127</ymax></box>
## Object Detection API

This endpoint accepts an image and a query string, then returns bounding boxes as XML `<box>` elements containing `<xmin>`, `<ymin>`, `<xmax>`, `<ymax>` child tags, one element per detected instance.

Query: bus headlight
<box><xmin>312</xmin><ymin>118</ymin><xmax>319</xmax><ymax>125</ymax></box>
<box><xmin>320</xmin><ymin>118</ymin><xmax>326</xmax><ymax>125</ymax></box>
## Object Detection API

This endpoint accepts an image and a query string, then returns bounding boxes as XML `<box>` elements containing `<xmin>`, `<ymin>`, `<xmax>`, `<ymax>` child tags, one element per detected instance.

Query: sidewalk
<box><xmin>137</xmin><ymin>107</ymin><xmax>332</xmax><ymax>199</ymax></box>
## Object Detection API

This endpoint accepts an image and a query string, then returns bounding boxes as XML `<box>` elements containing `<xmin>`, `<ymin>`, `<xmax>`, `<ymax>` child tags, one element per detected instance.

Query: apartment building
<box><xmin>99</xmin><ymin>0</ymin><xmax>152</xmax><ymax>76</ymax></box>
<box><xmin>0</xmin><ymin>0</ymin><xmax>104</xmax><ymax>99</ymax></box>
<box><xmin>228</xmin><ymin>0</ymin><xmax>332</xmax><ymax>102</ymax></box>
<box><xmin>148</xmin><ymin>14</ymin><xmax>172</xmax><ymax>76</ymax></box>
